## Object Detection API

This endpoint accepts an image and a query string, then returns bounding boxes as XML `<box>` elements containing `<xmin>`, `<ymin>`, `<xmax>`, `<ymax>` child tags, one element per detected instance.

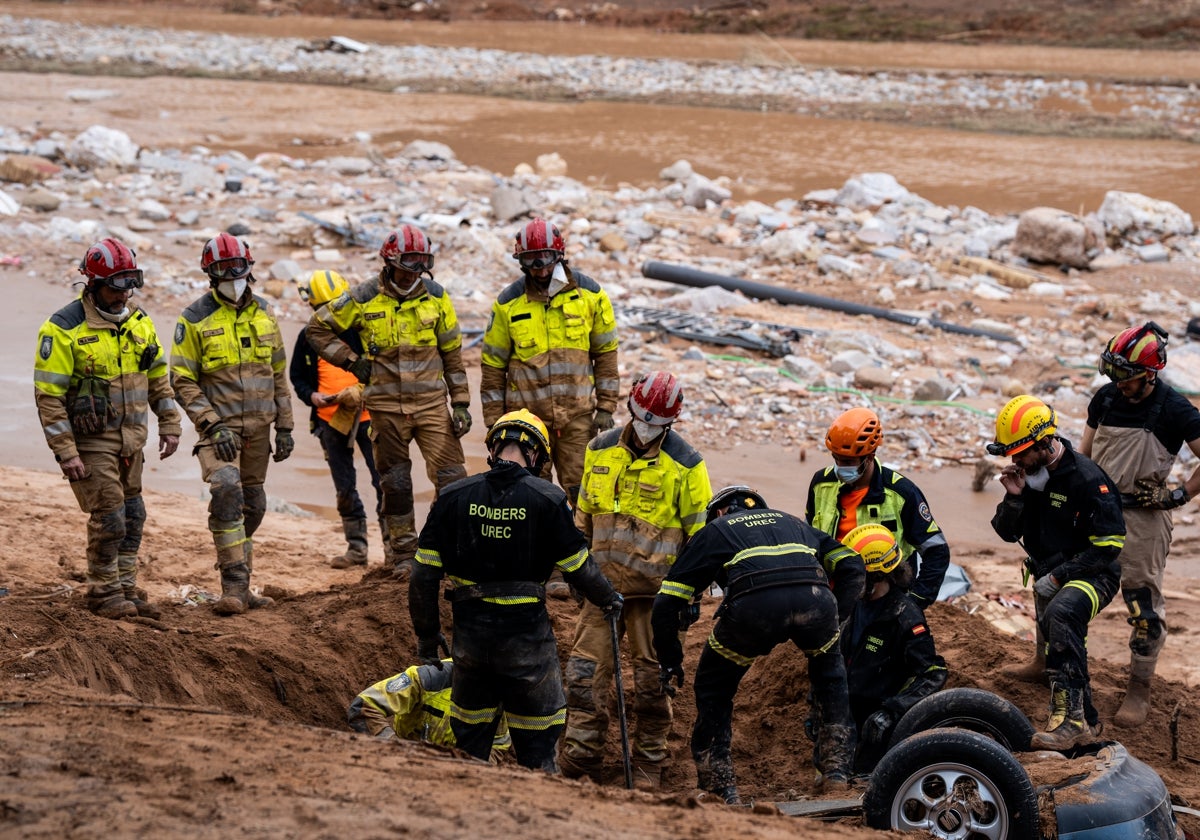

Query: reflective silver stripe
<box><xmin>446</xmin><ymin>371</ymin><xmax>468</xmax><ymax>388</ymax></box>
<box><xmin>681</xmin><ymin>510</ymin><xmax>707</xmax><ymax>529</ymax></box>
<box><xmin>481</xmin><ymin>342</ymin><xmax>511</xmax><ymax>364</ymax></box>
<box><xmin>506</xmin><ymin>382</ymin><xmax>592</xmax><ymax>405</ymax></box>
<box><xmin>595</xmin><ymin>377</ymin><xmax>620</xmax><ymax>393</ymax></box>
<box><xmin>437</xmin><ymin>324</ymin><xmax>460</xmax><ymax>345</ymax></box>
<box><xmin>557</xmin><ymin>547</ymin><xmax>588</xmax><ymax>573</ymax></box>
<box><xmin>34</xmin><ymin>370</ymin><xmax>71</xmax><ymax>389</ymax></box>
<box><xmin>546</xmin><ymin>360</ymin><xmax>592</xmax><ymax>377</ymax></box>
<box><xmin>115</xmin><ymin>387</ymin><xmax>149</xmax><ymax>404</ymax></box>
<box><xmin>172</xmin><ymin>356</ymin><xmax>201</xmax><ymax>377</ymax></box>
<box><xmin>593</xmin><ymin>547</ymin><xmax>673</xmax><ymax>580</ymax></box>
<box><xmin>152</xmin><ymin>397</ymin><xmax>177</xmax><ymax>414</ymax></box>
<box><xmin>659</xmin><ymin>580</ymin><xmax>693</xmax><ymax>601</ymax></box>
<box><xmin>592</xmin><ymin>519</ymin><xmax>685</xmax><ymax>555</ymax></box>
<box><xmin>591</xmin><ymin>327</ymin><xmax>617</xmax><ymax>348</ymax></box>
<box><xmin>147</xmin><ymin>357</ymin><xmax>169</xmax><ymax>375</ymax></box>
<box><xmin>271</xmin><ymin>348</ymin><xmax>287</xmax><ymax>364</ymax></box>
<box><xmin>480</xmin><ymin>388</ymin><xmax>505</xmax><ymax>404</ymax></box>
<box><xmin>121</xmin><ymin>410</ymin><xmax>149</xmax><ymax>426</ymax></box>
<box><xmin>44</xmin><ymin>419</ymin><xmax>72</xmax><ymax>438</ymax></box>
<box><xmin>415</xmin><ymin>547</ymin><xmax>442</xmax><ymax>568</ymax></box>
<box><xmin>369</xmin><ymin>380</ymin><xmax>447</xmax><ymax>397</ymax></box>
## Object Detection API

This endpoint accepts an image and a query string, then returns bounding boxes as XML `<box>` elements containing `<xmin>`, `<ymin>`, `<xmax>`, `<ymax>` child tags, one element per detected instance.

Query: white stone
<box><xmin>65</xmin><ymin>125</ymin><xmax>139</xmax><ymax>170</ymax></box>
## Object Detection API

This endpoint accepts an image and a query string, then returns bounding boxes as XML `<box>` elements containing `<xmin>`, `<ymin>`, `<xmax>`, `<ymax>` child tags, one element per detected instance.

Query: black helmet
<box><xmin>706</xmin><ymin>485</ymin><xmax>768</xmax><ymax>522</ymax></box>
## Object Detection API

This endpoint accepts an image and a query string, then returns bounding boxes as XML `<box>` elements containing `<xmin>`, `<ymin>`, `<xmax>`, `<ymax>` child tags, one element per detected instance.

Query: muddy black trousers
<box><xmin>449</xmin><ymin>605</ymin><xmax>566</xmax><ymax>772</ymax></box>
<box><xmin>1038</xmin><ymin>573</ymin><xmax>1119</xmax><ymax>727</ymax></box>
<box><xmin>691</xmin><ymin>584</ymin><xmax>851</xmax><ymax>788</ymax></box>
<box><xmin>316</xmin><ymin>419</ymin><xmax>380</xmax><ymax>521</ymax></box>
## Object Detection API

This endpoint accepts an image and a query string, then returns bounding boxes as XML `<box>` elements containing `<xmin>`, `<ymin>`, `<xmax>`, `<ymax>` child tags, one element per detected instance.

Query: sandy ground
<box><xmin>3</xmin><ymin>4</ymin><xmax>1200</xmax><ymax>837</ymax></box>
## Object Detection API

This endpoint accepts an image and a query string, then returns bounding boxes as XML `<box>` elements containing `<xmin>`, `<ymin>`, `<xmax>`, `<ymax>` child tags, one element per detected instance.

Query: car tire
<box><xmin>864</xmin><ymin>727</ymin><xmax>1041</xmax><ymax>839</ymax></box>
<box><xmin>888</xmin><ymin>687</ymin><xmax>1036</xmax><ymax>752</ymax></box>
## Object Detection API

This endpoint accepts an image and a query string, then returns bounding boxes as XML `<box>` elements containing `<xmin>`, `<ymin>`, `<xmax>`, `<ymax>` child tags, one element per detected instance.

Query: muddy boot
<box><xmin>816</xmin><ymin>724</ymin><xmax>855</xmax><ymax>792</ymax></box>
<box><xmin>695</xmin><ymin>746</ymin><xmax>739</xmax><ymax>802</ymax></box>
<box><xmin>384</xmin><ymin>513</ymin><xmax>417</xmax><ymax>580</ymax></box>
<box><xmin>331</xmin><ymin>516</ymin><xmax>369</xmax><ymax>569</ymax></box>
<box><xmin>243</xmin><ymin>542</ymin><xmax>274</xmax><ymax>610</ymax></box>
<box><xmin>559</xmin><ymin>748</ymin><xmax>603</xmax><ymax>781</ymax></box>
<box><xmin>1031</xmin><ymin>685</ymin><xmax>1100</xmax><ymax>751</ymax></box>
<box><xmin>1114</xmin><ymin>654</ymin><xmax>1156</xmax><ymax>728</ymax></box>
<box><xmin>213</xmin><ymin>563</ymin><xmax>250</xmax><ymax>616</ymax></box>
<box><xmin>123</xmin><ymin>586</ymin><xmax>162</xmax><ymax>620</ymax></box>
<box><xmin>88</xmin><ymin>591</ymin><xmax>138</xmax><ymax>619</ymax></box>
<box><xmin>632</xmin><ymin>758</ymin><xmax>664</xmax><ymax>791</ymax></box>
<box><xmin>116</xmin><ymin>552</ymin><xmax>161</xmax><ymax>619</ymax></box>
<box><xmin>546</xmin><ymin>568</ymin><xmax>570</xmax><ymax>600</ymax></box>
<box><xmin>1002</xmin><ymin>625</ymin><xmax>1047</xmax><ymax>684</ymax></box>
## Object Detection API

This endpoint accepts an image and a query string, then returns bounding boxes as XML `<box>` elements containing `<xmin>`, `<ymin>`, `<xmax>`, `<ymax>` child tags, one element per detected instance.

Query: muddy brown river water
<box><xmin>5</xmin><ymin>2</ymin><xmax>1200</xmax><ymax>216</ymax></box>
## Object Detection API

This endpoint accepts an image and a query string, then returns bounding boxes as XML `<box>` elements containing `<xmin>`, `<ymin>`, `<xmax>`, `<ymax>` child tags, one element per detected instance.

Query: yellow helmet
<box><xmin>299</xmin><ymin>269</ymin><xmax>349</xmax><ymax>308</ymax></box>
<box><xmin>988</xmin><ymin>395</ymin><xmax>1057</xmax><ymax>457</ymax></box>
<box><xmin>842</xmin><ymin>524</ymin><xmax>902</xmax><ymax>574</ymax></box>
<box><xmin>486</xmin><ymin>409</ymin><xmax>551</xmax><ymax>463</ymax></box>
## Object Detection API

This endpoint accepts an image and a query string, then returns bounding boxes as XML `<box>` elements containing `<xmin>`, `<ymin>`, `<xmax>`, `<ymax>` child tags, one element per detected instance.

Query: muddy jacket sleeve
<box><xmin>170</xmin><ymin>316</ymin><xmax>221</xmax><ymax>433</ymax></box>
<box><xmin>553</xmin><ymin>498</ymin><xmax>616</xmax><ymax>608</ymax></box>
<box><xmin>436</xmin><ymin>293</ymin><xmax>470</xmax><ymax>407</ymax></box>
<box><xmin>289</xmin><ymin>329</ymin><xmax>318</xmax><ymax>408</ymax></box>
<box><xmin>307</xmin><ymin>297</ymin><xmax>359</xmax><ymax>370</ymax></box>
<box><xmin>269</xmin><ymin>314</ymin><xmax>294</xmax><ymax>432</ymax></box>
<box><xmin>588</xmin><ymin>289</ymin><xmax>620</xmax><ymax>414</ymax></box>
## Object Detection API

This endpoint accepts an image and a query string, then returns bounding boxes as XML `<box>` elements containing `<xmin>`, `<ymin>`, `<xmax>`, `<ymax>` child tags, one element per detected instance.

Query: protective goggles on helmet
<box><xmin>386</xmin><ymin>252</ymin><xmax>434</xmax><ymax>273</ymax></box>
<box><xmin>207</xmin><ymin>258</ymin><xmax>252</xmax><ymax>281</ymax></box>
<box><xmin>516</xmin><ymin>250</ymin><xmax>560</xmax><ymax>270</ymax></box>
<box><xmin>102</xmin><ymin>269</ymin><xmax>144</xmax><ymax>291</ymax></box>
<box><xmin>1098</xmin><ymin>351</ymin><xmax>1148</xmax><ymax>382</ymax></box>
<box><xmin>986</xmin><ymin>423</ymin><xmax>1054</xmax><ymax>457</ymax></box>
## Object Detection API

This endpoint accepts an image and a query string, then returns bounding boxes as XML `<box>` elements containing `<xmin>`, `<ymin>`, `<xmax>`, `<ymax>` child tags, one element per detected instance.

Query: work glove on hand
<box><xmin>591</xmin><ymin>408</ymin><xmax>615</xmax><ymax>438</ymax></box>
<box><xmin>208</xmin><ymin>423</ymin><xmax>241</xmax><ymax>462</ymax></box>
<box><xmin>602</xmin><ymin>592</ymin><xmax>624</xmax><ymax>621</ymax></box>
<box><xmin>659</xmin><ymin>663</ymin><xmax>685</xmax><ymax>697</ymax></box>
<box><xmin>450</xmin><ymin>404</ymin><xmax>473</xmax><ymax>438</ymax></box>
<box><xmin>861</xmin><ymin>709</ymin><xmax>895</xmax><ymax>747</ymax></box>
<box><xmin>1033</xmin><ymin>574</ymin><xmax>1061</xmax><ymax>600</ymax></box>
<box><xmin>1135</xmin><ymin>481</ymin><xmax>1190</xmax><ymax>510</ymax></box>
<box><xmin>347</xmin><ymin>356</ymin><xmax>373</xmax><ymax>385</ymax></box>
<box><xmin>273</xmin><ymin>429</ymin><xmax>294</xmax><ymax>463</ymax></box>
<box><xmin>417</xmin><ymin>633</ymin><xmax>448</xmax><ymax>669</ymax></box>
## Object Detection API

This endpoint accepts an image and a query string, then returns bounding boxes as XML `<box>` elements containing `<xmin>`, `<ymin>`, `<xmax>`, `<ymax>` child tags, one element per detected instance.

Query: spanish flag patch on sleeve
<box><xmin>911</xmin><ymin>624</ymin><xmax>928</xmax><ymax>636</ymax></box>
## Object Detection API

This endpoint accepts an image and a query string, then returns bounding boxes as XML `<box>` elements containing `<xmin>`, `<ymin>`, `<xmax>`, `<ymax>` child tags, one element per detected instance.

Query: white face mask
<box><xmin>1024</xmin><ymin>467</ymin><xmax>1050</xmax><ymax>492</ymax></box>
<box><xmin>632</xmin><ymin>420</ymin><xmax>664</xmax><ymax>445</ymax></box>
<box><xmin>217</xmin><ymin>278</ymin><xmax>248</xmax><ymax>302</ymax></box>
<box><xmin>96</xmin><ymin>305</ymin><xmax>131</xmax><ymax>324</ymax></box>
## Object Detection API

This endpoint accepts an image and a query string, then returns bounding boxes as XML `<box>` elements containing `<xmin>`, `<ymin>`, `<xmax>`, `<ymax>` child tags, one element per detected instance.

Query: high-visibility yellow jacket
<box><xmin>479</xmin><ymin>268</ymin><xmax>619</xmax><ymax>429</ymax></box>
<box><xmin>306</xmin><ymin>276</ymin><xmax>469</xmax><ymax>414</ymax></box>
<box><xmin>346</xmin><ymin>661</ymin><xmax>510</xmax><ymax>750</ymax></box>
<box><xmin>576</xmin><ymin>425</ymin><xmax>712</xmax><ymax>596</ymax></box>
<box><xmin>34</xmin><ymin>293</ymin><xmax>181</xmax><ymax>461</ymax></box>
<box><xmin>169</xmin><ymin>291</ymin><xmax>293</xmax><ymax>435</ymax></box>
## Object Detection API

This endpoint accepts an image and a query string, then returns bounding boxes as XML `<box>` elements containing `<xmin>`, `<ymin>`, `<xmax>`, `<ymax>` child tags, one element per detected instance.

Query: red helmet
<box><xmin>200</xmin><ymin>233</ymin><xmax>254</xmax><ymax>281</ymax></box>
<box><xmin>628</xmin><ymin>371</ymin><xmax>683</xmax><ymax>426</ymax></box>
<box><xmin>379</xmin><ymin>225</ymin><xmax>434</xmax><ymax>273</ymax></box>
<box><xmin>1100</xmin><ymin>322</ymin><xmax>1167</xmax><ymax>380</ymax></box>
<box><xmin>79</xmin><ymin>238</ymin><xmax>143</xmax><ymax>291</ymax></box>
<box><xmin>512</xmin><ymin>218</ymin><xmax>565</xmax><ymax>270</ymax></box>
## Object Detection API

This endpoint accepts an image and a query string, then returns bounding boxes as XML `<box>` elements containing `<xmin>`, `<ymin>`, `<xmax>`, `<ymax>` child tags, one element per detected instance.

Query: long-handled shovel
<box><xmin>609</xmin><ymin>611</ymin><xmax>634</xmax><ymax>789</ymax></box>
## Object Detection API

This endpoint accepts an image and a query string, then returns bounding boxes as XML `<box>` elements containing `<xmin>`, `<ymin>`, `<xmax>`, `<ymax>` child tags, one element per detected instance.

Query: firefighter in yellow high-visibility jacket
<box><xmin>34</xmin><ymin>238</ymin><xmax>182</xmax><ymax>619</ymax></box>
<box><xmin>479</xmin><ymin>218</ymin><xmax>619</xmax><ymax>504</ymax></box>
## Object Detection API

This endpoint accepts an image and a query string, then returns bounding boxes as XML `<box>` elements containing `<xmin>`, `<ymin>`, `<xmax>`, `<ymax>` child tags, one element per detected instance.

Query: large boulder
<box><xmin>65</xmin><ymin>125</ymin><xmax>139</xmax><ymax>170</ymax></box>
<box><xmin>1096</xmin><ymin>191</ymin><xmax>1194</xmax><ymax>242</ymax></box>
<box><xmin>1012</xmin><ymin>206</ymin><xmax>1103</xmax><ymax>268</ymax></box>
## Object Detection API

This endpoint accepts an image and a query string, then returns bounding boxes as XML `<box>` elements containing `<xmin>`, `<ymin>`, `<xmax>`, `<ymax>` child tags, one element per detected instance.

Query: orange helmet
<box><xmin>825</xmin><ymin>408</ymin><xmax>883</xmax><ymax>457</ymax></box>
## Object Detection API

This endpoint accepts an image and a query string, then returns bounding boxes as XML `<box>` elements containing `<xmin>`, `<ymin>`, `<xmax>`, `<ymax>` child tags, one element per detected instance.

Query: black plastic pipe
<box><xmin>641</xmin><ymin>260</ymin><xmax>1016</xmax><ymax>343</ymax></box>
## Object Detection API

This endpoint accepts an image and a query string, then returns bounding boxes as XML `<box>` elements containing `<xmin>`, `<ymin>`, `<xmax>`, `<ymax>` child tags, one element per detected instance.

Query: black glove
<box><xmin>659</xmin><ymin>663</ymin><xmax>684</xmax><ymax>697</ymax></box>
<box><xmin>208</xmin><ymin>422</ymin><xmax>241</xmax><ymax>462</ymax></box>
<box><xmin>273</xmin><ymin>429</ymin><xmax>294</xmax><ymax>462</ymax></box>
<box><xmin>417</xmin><ymin>633</ymin><xmax>448</xmax><ymax>669</ymax></box>
<box><xmin>347</xmin><ymin>356</ymin><xmax>373</xmax><ymax>385</ymax></box>
<box><xmin>591</xmin><ymin>408</ymin><xmax>614</xmax><ymax>438</ymax></box>
<box><xmin>1135</xmin><ymin>482</ymin><xmax>1190</xmax><ymax>510</ymax></box>
<box><xmin>861</xmin><ymin>708</ymin><xmax>895</xmax><ymax>747</ymax></box>
<box><xmin>69</xmin><ymin>375</ymin><xmax>114</xmax><ymax>435</ymax></box>
<box><xmin>602</xmin><ymin>592</ymin><xmax>624</xmax><ymax>621</ymax></box>
<box><xmin>679</xmin><ymin>599</ymin><xmax>701</xmax><ymax>631</ymax></box>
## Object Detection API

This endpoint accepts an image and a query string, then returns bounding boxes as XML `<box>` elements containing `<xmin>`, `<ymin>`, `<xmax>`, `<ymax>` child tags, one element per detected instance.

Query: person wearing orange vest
<box><xmin>290</xmin><ymin>270</ymin><xmax>385</xmax><ymax>569</ymax></box>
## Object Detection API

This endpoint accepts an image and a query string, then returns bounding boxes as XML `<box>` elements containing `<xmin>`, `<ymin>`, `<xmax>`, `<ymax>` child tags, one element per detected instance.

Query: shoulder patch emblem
<box><xmin>39</xmin><ymin>335</ymin><xmax>53</xmax><ymax>360</ymax></box>
<box><xmin>911</xmin><ymin>624</ymin><xmax>928</xmax><ymax>636</ymax></box>
<box><xmin>78</xmin><ymin>335</ymin><xmax>99</xmax><ymax>345</ymax></box>
<box><xmin>385</xmin><ymin>674</ymin><xmax>412</xmax><ymax>693</ymax></box>
<box><xmin>202</xmin><ymin>328</ymin><xmax>225</xmax><ymax>338</ymax></box>
<box><xmin>1098</xmin><ymin>483</ymin><xmax>1110</xmax><ymax>494</ymax></box>
<box><xmin>174</xmin><ymin>322</ymin><xmax>185</xmax><ymax>345</ymax></box>
<box><xmin>918</xmin><ymin>501</ymin><xmax>932</xmax><ymax>522</ymax></box>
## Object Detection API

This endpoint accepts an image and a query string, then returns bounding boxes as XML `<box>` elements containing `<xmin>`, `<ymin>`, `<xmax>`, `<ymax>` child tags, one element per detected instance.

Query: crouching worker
<box><xmin>651</xmin><ymin>486</ymin><xmax>865</xmax><ymax>804</ymax></box>
<box><xmin>837</xmin><ymin>524</ymin><xmax>948</xmax><ymax>773</ymax></box>
<box><xmin>347</xmin><ymin>660</ymin><xmax>510</xmax><ymax>758</ymax></box>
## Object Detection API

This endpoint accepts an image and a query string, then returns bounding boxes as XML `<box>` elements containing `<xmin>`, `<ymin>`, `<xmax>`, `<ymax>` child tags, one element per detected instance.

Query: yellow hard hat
<box><xmin>988</xmin><ymin>395</ymin><xmax>1057</xmax><ymax>457</ymax></box>
<box><xmin>299</xmin><ymin>269</ymin><xmax>349</xmax><ymax>308</ymax></box>
<box><xmin>486</xmin><ymin>409</ymin><xmax>551</xmax><ymax>461</ymax></box>
<box><xmin>842</xmin><ymin>524</ymin><xmax>902</xmax><ymax>574</ymax></box>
